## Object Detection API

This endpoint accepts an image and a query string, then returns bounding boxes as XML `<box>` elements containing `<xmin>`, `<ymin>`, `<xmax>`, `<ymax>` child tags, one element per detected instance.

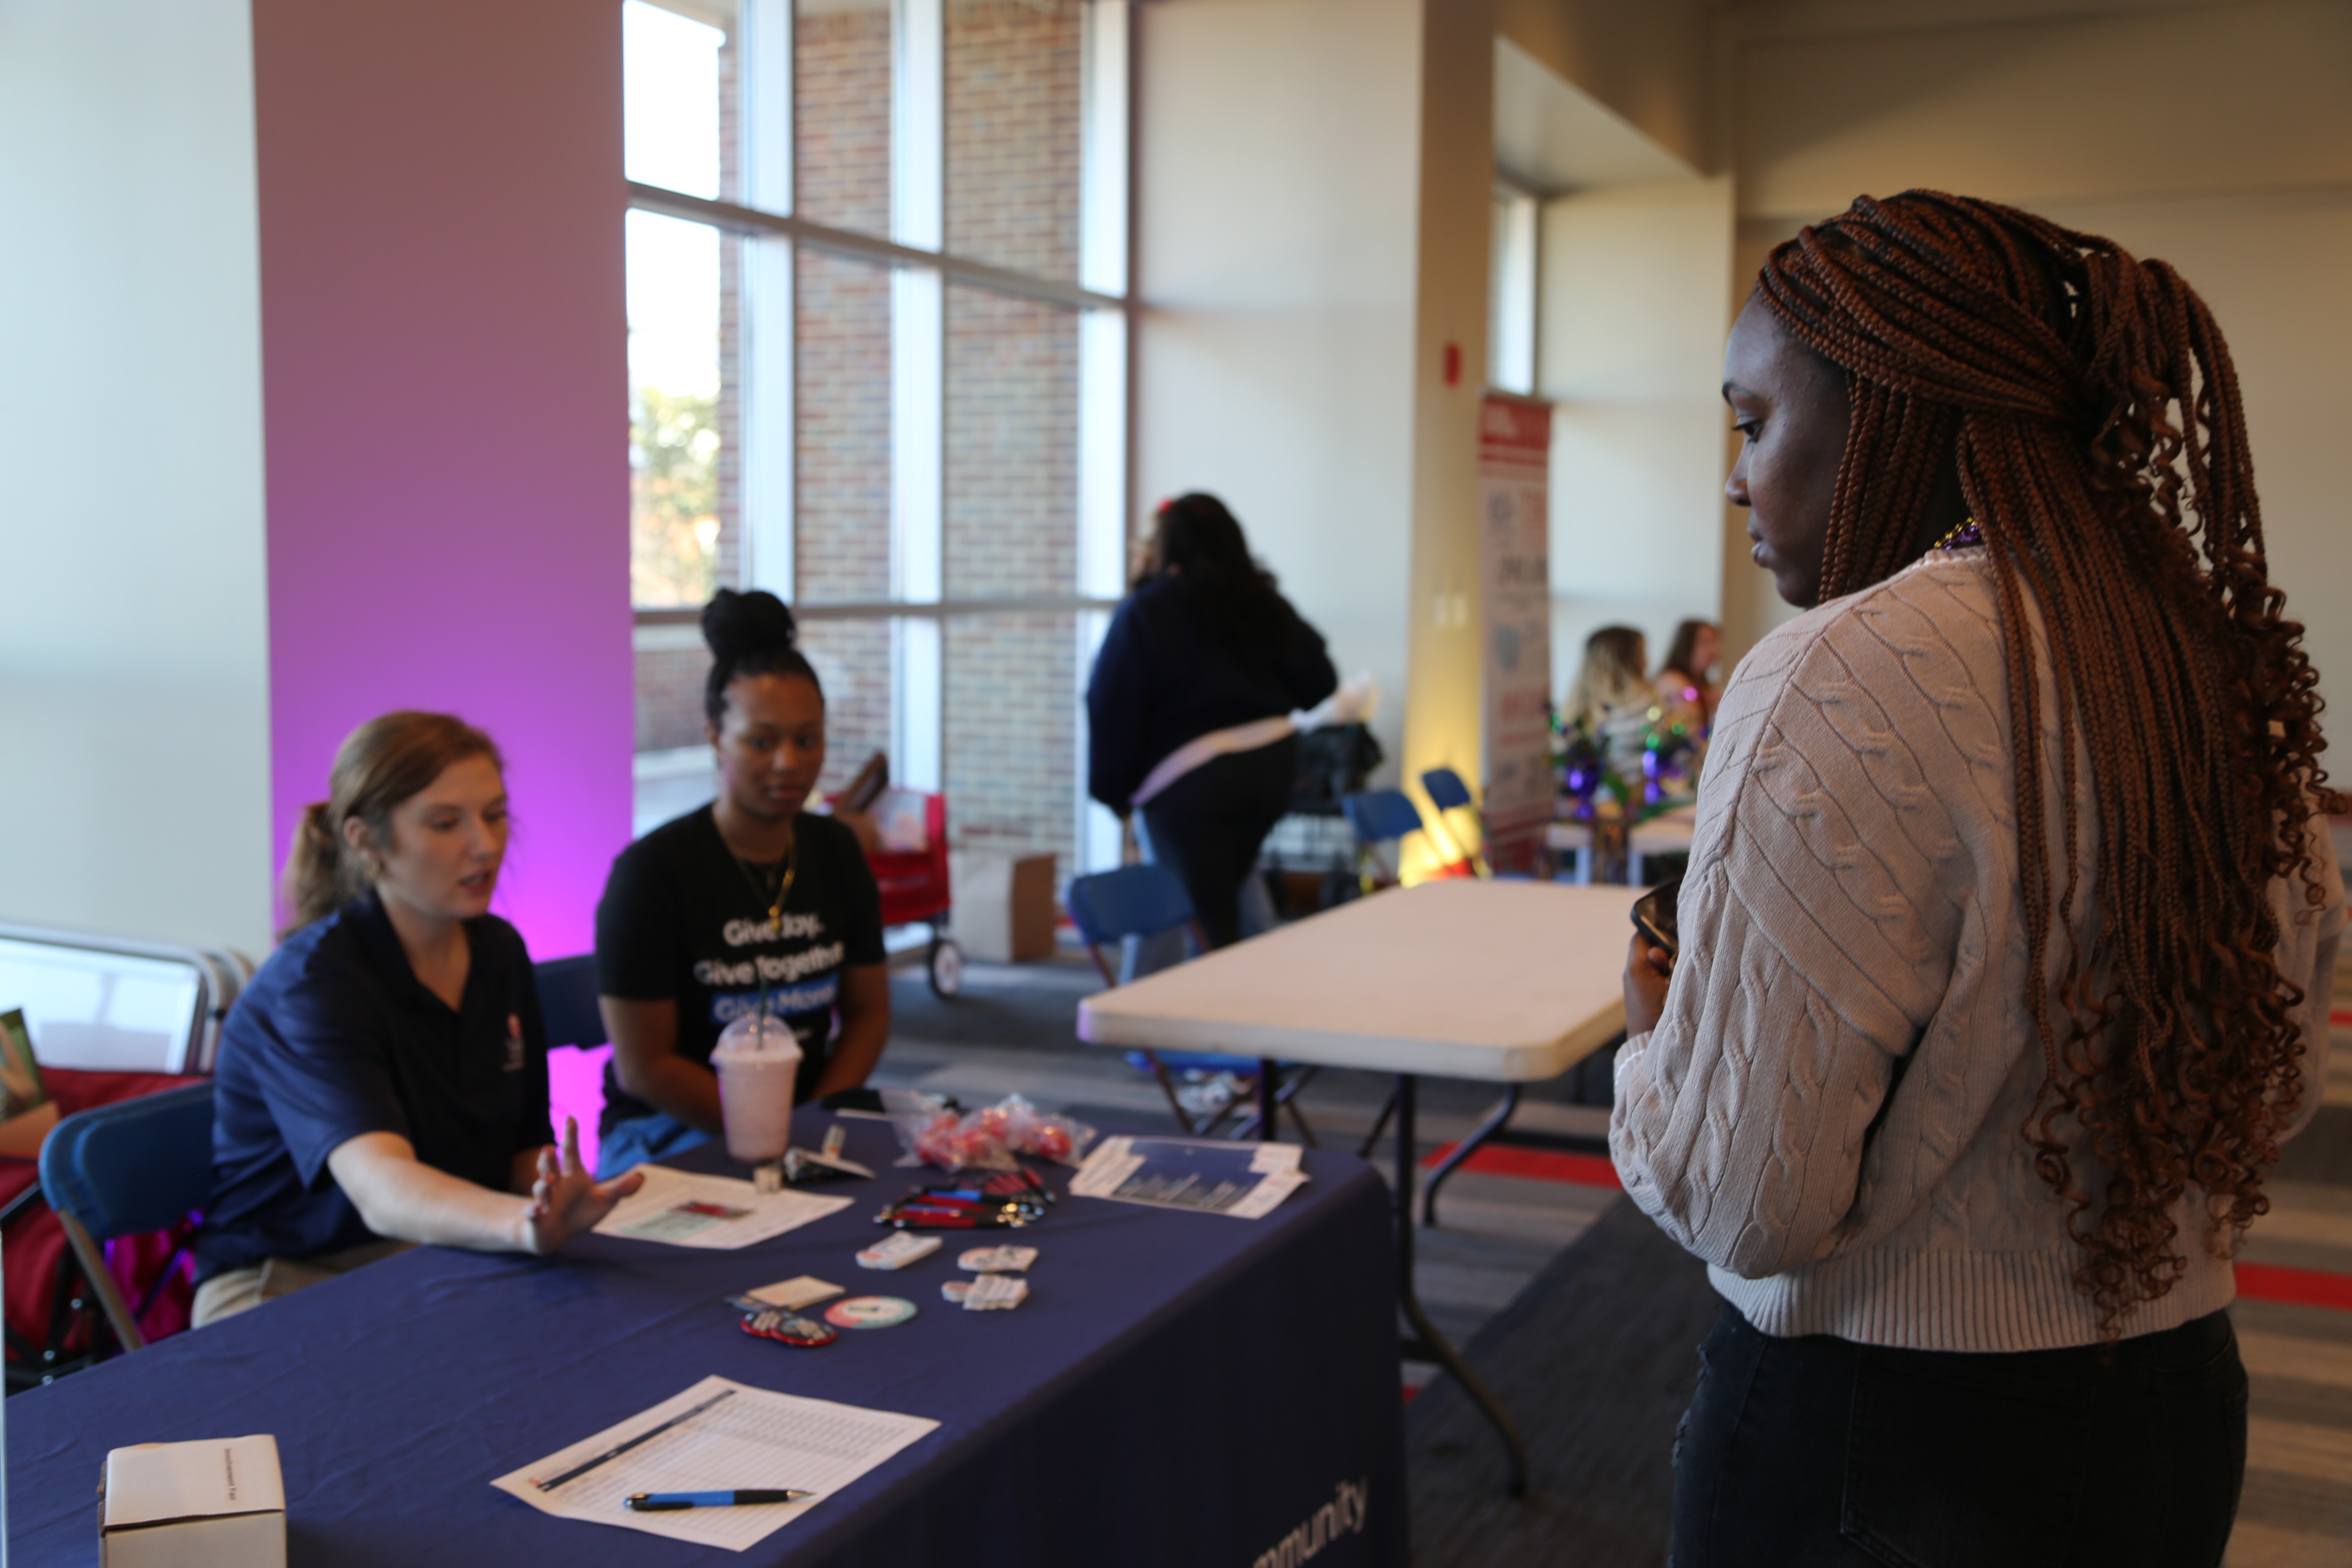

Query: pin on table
<box><xmin>1077</xmin><ymin>878</ymin><xmax>1633</xmax><ymax>1497</ymax></box>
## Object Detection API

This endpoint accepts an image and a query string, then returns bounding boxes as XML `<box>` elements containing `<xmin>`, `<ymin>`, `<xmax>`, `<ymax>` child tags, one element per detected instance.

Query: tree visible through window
<box><xmin>630</xmin><ymin>385</ymin><xmax>722</xmax><ymax>607</ymax></box>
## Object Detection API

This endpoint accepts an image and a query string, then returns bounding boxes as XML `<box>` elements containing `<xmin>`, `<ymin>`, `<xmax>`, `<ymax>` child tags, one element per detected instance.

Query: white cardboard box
<box><xmin>101</xmin><ymin>1434</ymin><xmax>285</xmax><ymax>1568</ymax></box>
<box><xmin>948</xmin><ymin>851</ymin><xmax>1057</xmax><ymax>963</ymax></box>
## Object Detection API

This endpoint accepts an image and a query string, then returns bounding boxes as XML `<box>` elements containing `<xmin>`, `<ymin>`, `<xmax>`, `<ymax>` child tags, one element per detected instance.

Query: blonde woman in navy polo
<box><xmin>192</xmin><ymin>714</ymin><xmax>644</xmax><ymax>1325</ymax></box>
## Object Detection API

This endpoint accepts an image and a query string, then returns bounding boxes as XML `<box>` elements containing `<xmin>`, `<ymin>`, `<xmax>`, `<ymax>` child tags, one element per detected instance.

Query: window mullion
<box><xmin>888</xmin><ymin>0</ymin><xmax>944</xmax><ymax>793</ymax></box>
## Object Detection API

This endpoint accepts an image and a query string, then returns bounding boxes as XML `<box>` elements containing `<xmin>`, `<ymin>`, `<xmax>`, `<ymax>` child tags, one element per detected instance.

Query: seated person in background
<box><xmin>594</xmin><ymin>589</ymin><xmax>890</xmax><ymax>1178</ymax></box>
<box><xmin>192</xmin><ymin>713</ymin><xmax>642</xmax><ymax>1327</ymax></box>
<box><xmin>1655</xmin><ymin>618</ymin><xmax>1723</xmax><ymax>728</ymax></box>
<box><xmin>1564</xmin><ymin>624</ymin><xmax>1655</xmax><ymax>790</ymax></box>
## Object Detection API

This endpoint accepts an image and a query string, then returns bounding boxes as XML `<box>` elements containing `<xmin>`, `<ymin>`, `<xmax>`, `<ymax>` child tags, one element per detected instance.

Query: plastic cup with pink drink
<box><xmin>711</xmin><ymin>1013</ymin><xmax>804</xmax><ymax>1163</ymax></box>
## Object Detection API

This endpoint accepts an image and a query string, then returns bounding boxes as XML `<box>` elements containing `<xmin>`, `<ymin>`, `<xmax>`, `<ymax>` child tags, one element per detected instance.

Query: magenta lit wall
<box><xmin>254</xmin><ymin>0</ymin><xmax>632</xmax><ymax>960</ymax></box>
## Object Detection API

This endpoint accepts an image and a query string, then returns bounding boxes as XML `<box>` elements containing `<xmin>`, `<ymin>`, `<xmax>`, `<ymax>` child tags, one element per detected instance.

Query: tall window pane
<box><xmin>624</xmin><ymin>0</ymin><xmax>739</xmax><ymax>201</ymax></box>
<box><xmin>945</xmin><ymin>0</ymin><xmax>1082</xmax><ymax>281</ymax></box>
<box><xmin>944</xmin><ymin>613</ymin><xmax>1079</xmax><ymax>871</ymax></box>
<box><xmin>944</xmin><ymin>282</ymin><xmax>1077</xmax><ymax>598</ymax></box>
<box><xmin>627</xmin><ymin>211</ymin><xmax>734</xmax><ymax>609</ymax></box>
<box><xmin>796</xmin><ymin>0</ymin><xmax>894</xmax><ymax>240</ymax></box>
<box><xmin>1489</xmin><ymin>187</ymin><xmax>1537</xmax><ymax>395</ymax></box>
<box><xmin>797</xmin><ymin>618</ymin><xmax>896</xmax><ymax>798</ymax></box>
<box><xmin>942</xmin><ymin>282</ymin><xmax>1081</xmax><ymax>873</ymax></box>
<box><xmin>796</xmin><ymin>249</ymin><xmax>893</xmax><ymax>607</ymax></box>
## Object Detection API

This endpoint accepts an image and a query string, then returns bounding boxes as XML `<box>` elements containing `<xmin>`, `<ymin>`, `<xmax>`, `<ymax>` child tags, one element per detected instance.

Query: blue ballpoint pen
<box><xmin>626</xmin><ymin>1489</ymin><xmax>817</xmax><ymax>1511</ymax></box>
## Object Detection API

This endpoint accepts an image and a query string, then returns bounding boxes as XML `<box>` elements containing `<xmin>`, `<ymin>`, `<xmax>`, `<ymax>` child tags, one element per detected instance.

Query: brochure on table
<box><xmin>491</xmin><ymin>1376</ymin><xmax>938</xmax><ymax>1552</ymax></box>
<box><xmin>593</xmin><ymin>1164</ymin><xmax>850</xmax><ymax>1249</ymax></box>
<box><xmin>1069</xmin><ymin>1136</ymin><xmax>1308</xmax><ymax>1218</ymax></box>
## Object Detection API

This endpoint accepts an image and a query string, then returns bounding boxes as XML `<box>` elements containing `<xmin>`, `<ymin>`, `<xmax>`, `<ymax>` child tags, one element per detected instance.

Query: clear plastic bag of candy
<box><xmin>882</xmin><ymin>1090</ymin><xmax>1096</xmax><ymax>1172</ymax></box>
<box><xmin>987</xmin><ymin>1094</ymin><xmax>1097</xmax><ymax>1166</ymax></box>
<box><xmin>882</xmin><ymin>1089</ymin><xmax>1013</xmax><ymax>1172</ymax></box>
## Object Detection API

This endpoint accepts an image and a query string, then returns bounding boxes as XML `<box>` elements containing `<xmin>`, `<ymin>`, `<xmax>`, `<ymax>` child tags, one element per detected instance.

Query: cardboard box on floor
<box><xmin>102</xmin><ymin>1434</ymin><xmax>286</xmax><ymax>1568</ymax></box>
<box><xmin>949</xmin><ymin>851</ymin><xmax>1057</xmax><ymax>964</ymax></box>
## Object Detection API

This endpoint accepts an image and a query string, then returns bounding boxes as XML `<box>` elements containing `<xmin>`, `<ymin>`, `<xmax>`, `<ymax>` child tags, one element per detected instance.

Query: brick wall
<box><xmin>946</xmin><ymin>0</ymin><xmax>1081</xmax><ymax>279</ymax></box>
<box><xmin>792</xmin><ymin>6</ymin><xmax>894</xmax><ymax>795</ymax></box>
<box><xmin>944</xmin><ymin>284</ymin><xmax>1079</xmax><ymax>862</ymax></box>
<box><xmin>796</xmin><ymin>6</ymin><xmax>890</xmax><ymax>235</ymax></box>
<box><xmin>637</xmin><ymin>644</ymin><xmax>711</xmax><ymax>752</ymax></box>
<box><xmin>940</xmin><ymin>2</ymin><xmax>1083</xmax><ymax>870</ymax></box>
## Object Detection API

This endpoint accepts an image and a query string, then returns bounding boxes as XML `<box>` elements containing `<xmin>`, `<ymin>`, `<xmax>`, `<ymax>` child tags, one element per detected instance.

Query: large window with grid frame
<box><xmin>625</xmin><ymin>0</ymin><xmax>1131</xmax><ymax>884</ymax></box>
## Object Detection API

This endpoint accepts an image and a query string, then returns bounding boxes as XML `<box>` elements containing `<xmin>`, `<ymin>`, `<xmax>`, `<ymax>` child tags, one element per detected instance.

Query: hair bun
<box><xmin>702</xmin><ymin>588</ymin><xmax>799</xmax><ymax>659</ymax></box>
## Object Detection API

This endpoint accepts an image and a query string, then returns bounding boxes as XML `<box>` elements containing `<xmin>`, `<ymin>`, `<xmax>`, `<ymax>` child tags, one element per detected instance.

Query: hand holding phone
<box><xmin>1624</xmin><ymin>876</ymin><xmax>1683</xmax><ymax>1036</ymax></box>
<box><xmin>1630</xmin><ymin>875</ymin><xmax>1684</xmax><ymax>961</ymax></box>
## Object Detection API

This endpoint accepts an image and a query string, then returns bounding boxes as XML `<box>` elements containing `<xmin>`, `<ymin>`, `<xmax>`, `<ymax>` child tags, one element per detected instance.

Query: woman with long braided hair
<box><xmin>1611</xmin><ymin>191</ymin><xmax>2343</xmax><ymax>1566</ymax></box>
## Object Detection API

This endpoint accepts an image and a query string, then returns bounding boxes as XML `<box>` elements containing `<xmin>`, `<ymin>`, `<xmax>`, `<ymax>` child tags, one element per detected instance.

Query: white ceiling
<box><xmin>1492</xmin><ymin>36</ymin><xmax>1697</xmax><ymax>195</ymax></box>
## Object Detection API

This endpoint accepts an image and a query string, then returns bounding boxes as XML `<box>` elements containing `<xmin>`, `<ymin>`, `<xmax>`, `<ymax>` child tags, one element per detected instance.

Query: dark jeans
<box><xmin>1140</xmin><ymin>735</ymin><xmax>1298</xmax><ymax>949</ymax></box>
<box><xmin>1671</xmin><ymin>1300</ymin><xmax>2247</xmax><ymax>1568</ymax></box>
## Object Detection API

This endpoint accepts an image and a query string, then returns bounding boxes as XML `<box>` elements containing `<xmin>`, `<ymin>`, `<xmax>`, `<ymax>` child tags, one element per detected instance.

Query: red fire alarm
<box><xmin>1443</xmin><ymin>342</ymin><xmax>1462</xmax><ymax>387</ymax></box>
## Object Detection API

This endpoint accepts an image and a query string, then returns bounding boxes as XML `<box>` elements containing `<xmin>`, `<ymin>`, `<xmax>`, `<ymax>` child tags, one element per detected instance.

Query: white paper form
<box><xmin>490</xmin><ymin>1376</ymin><xmax>940</xmax><ymax>1552</ymax></box>
<box><xmin>1069</xmin><ymin>1136</ymin><xmax>1309</xmax><ymax>1218</ymax></box>
<box><xmin>594</xmin><ymin>1163</ymin><xmax>851</xmax><ymax>1250</ymax></box>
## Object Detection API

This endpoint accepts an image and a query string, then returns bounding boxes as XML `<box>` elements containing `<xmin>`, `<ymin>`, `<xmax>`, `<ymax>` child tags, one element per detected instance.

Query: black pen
<box><xmin>535</xmin><ymin>1389</ymin><xmax>738</xmax><ymax>1492</ymax></box>
<box><xmin>627</xmin><ymin>1490</ymin><xmax>816</xmax><ymax>1510</ymax></box>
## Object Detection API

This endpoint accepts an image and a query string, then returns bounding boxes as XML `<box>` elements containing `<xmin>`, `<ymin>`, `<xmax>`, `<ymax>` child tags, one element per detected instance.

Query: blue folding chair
<box><xmin>1066</xmin><ymin>864</ymin><xmax>1316</xmax><ymax>1143</ymax></box>
<box><xmin>39</xmin><ymin>1082</ymin><xmax>216</xmax><ymax>1353</ymax></box>
<box><xmin>1340</xmin><ymin>788</ymin><xmax>1426</xmax><ymax>893</ymax></box>
<box><xmin>1419</xmin><ymin>766</ymin><xmax>1492</xmax><ymax>878</ymax></box>
<box><xmin>535</xmin><ymin>953</ymin><xmax>607</xmax><ymax>1049</ymax></box>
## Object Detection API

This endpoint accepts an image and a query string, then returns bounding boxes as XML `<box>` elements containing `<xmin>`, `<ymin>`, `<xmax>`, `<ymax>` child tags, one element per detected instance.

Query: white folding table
<box><xmin>1076</xmin><ymin>878</ymin><xmax>1634</xmax><ymax>1496</ymax></box>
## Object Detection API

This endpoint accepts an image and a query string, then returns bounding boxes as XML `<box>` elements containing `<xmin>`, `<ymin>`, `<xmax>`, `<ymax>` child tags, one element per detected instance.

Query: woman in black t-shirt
<box><xmin>594</xmin><ymin>590</ymin><xmax>891</xmax><ymax>1176</ymax></box>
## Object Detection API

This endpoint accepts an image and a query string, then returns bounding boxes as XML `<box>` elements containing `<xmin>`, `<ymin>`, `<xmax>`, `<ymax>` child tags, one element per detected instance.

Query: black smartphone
<box><xmin>1630</xmin><ymin>875</ymin><xmax>1684</xmax><ymax>960</ymax></box>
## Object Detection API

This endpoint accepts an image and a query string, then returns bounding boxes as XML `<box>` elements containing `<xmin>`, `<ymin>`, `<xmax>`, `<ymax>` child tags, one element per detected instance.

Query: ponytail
<box><xmin>283</xmin><ymin>801</ymin><xmax>351</xmax><ymax>937</ymax></box>
<box><xmin>281</xmin><ymin>711</ymin><xmax>504</xmax><ymax>935</ymax></box>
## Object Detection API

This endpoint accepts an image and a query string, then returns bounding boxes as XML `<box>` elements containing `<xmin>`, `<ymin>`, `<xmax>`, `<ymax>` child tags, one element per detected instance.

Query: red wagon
<box><xmin>864</xmin><ymin>790</ymin><xmax>963</xmax><ymax>997</ymax></box>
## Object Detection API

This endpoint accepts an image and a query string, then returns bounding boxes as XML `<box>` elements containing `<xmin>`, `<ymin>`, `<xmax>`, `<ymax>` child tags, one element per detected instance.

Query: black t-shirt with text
<box><xmin>593</xmin><ymin>806</ymin><xmax>885</xmax><ymax>1135</ymax></box>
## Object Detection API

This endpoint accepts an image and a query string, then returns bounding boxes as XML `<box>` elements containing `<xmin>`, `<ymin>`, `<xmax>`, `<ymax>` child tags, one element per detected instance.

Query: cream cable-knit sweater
<box><xmin>1610</xmin><ymin>549</ymin><xmax>2345</xmax><ymax>1351</ymax></box>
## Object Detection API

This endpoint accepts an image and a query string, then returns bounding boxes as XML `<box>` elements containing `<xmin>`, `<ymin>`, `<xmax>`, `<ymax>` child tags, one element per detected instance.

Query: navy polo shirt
<box><xmin>192</xmin><ymin>895</ymin><xmax>554</xmax><ymax>1281</ymax></box>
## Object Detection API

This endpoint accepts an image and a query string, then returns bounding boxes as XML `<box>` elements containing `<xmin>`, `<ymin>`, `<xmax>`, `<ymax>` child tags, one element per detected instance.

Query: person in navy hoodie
<box><xmin>192</xmin><ymin>713</ymin><xmax>641</xmax><ymax>1326</ymax></box>
<box><xmin>1087</xmin><ymin>494</ymin><xmax>1337</xmax><ymax>947</ymax></box>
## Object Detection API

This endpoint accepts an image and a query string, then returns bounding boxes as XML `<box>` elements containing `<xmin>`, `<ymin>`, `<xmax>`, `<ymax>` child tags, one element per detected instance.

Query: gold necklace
<box><xmin>733</xmin><ymin>833</ymin><xmax>797</xmax><ymax>930</ymax></box>
<box><xmin>1929</xmin><ymin>516</ymin><xmax>1984</xmax><ymax>553</ymax></box>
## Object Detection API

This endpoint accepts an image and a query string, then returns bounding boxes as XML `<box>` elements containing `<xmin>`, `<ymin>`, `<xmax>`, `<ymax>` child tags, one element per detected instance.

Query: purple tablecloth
<box><xmin>7</xmin><ymin>1111</ymin><xmax>1406</xmax><ymax>1566</ymax></box>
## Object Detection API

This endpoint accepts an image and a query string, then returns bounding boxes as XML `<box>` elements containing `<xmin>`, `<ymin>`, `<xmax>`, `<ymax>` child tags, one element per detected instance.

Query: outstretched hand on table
<box><xmin>523</xmin><ymin>1116</ymin><xmax>644</xmax><ymax>1254</ymax></box>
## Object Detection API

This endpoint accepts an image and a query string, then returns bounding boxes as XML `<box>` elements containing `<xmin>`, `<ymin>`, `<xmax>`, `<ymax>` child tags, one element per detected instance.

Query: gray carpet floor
<box><xmin>1404</xmin><ymin>1200</ymin><xmax>1718</xmax><ymax>1568</ymax></box>
<box><xmin>868</xmin><ymin>946</ymin><xmax>2352</xmax><ymax>1568</ymax></box>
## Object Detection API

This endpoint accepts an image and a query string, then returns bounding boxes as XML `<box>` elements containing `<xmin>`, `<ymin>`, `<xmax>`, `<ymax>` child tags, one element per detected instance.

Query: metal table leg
<box><xmin>1394</xmin><ymin>1073</ymin><xmax>1529</xmax><ymax>1497</ymax></box>
<box><xmin>1356</xmin><ymin>1082</ymin><xmax>1400</xmax><ymax>1159</ymax></box>
<box><xmin>1420</xmin><ymin>1083</ymin><xmax>1521</xmax><ymax>1229</ymax></box>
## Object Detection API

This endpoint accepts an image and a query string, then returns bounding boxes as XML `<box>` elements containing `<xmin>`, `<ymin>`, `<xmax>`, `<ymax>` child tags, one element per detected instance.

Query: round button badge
<box><xmin>824</xmin><ymin>1295</ymin><xmax>918</xmax><ymax>1330</ymax></box>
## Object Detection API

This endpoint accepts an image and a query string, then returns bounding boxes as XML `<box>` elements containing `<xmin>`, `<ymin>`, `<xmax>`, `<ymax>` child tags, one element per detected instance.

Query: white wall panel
<box><xmin>0</xmin><ymin>0</ymin><xmax>274</xmax><ymax>958</ymax></box>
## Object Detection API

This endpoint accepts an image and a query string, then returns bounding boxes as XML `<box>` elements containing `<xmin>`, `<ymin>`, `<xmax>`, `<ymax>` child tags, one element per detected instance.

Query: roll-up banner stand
<box><xmin>1476</xmin><ymin>394</ymin><xmax>1554</xmax><ymax>874</ymax></box>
